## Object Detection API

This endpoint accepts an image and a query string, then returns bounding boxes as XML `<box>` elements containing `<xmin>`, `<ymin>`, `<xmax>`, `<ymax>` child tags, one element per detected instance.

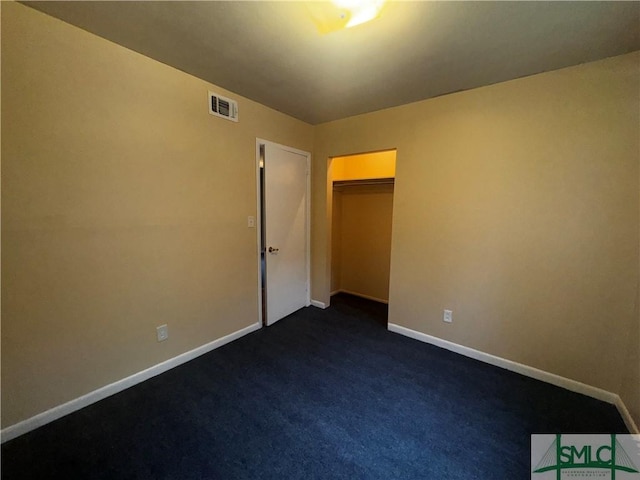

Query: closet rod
<box><xmin>333</xmin><ymin>178</ymin><xmax>395</xmax><ymax>188</ymax></box>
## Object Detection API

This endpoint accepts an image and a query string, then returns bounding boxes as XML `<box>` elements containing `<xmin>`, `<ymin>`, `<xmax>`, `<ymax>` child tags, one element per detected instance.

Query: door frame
<box><xmin>255</xmin><ymin>138</ymin><xmax>311</xmax><ymax>327</ymax></box>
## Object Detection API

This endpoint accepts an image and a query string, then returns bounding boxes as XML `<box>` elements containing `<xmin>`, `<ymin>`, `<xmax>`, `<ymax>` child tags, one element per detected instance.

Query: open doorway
<box><xmin>329</xmin><ymin>150</ymin><xmax>396</xmax><ymax>320</ymax></box>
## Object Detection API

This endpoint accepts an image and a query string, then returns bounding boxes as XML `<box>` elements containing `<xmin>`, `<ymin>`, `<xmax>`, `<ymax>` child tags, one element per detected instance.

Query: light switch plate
<box><xmin>157</xmin><ymin>324</ymin><xmax>168</xmax><ymax>342</ymax></box>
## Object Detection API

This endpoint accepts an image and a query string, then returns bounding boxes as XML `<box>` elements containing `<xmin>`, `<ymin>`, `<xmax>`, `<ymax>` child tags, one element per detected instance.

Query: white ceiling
<box><xmin>24</xmin><ymin>1</ymin><xmax>640</xmax><ymax>125</ymax></box>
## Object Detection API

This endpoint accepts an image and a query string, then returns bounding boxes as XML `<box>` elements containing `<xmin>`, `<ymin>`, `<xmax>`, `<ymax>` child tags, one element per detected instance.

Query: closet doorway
<box><xmin>330</xmin><ymin>150</ymin><xmax>396</xmax><ymax>310</ymax></box>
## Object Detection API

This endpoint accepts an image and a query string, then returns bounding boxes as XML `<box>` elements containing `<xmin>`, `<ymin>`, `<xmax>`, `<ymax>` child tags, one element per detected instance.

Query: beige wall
<box><xmin>620</xmin><ymin>168</ymin><xmax>640</xmax><ymax>424</ymax></box>
<box><xmin>313</xmin><ymin>53</ymin><xmax>640</xmax><ymax>425</ymax></box>
<box><xmin>619</xmin><ymin>300</ymin><xmax>639</xmax><ymax>426</ymax></box>
<box><xmin>331</xmin><ymin>190</ymin><xmax>343</xmax><ymax>293</ymax></box>
<box><xmin>333</xmin><ymin>184</ymin><xmax>394</xmax><ymax>302</ymax></box>
<box><xmin>1</xmin><ymin>2</ymin><xmax>313</xmax><ymax>428</ymax></box>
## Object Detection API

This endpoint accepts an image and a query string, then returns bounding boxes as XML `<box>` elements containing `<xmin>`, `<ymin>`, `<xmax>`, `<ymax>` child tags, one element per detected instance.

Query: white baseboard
<box><xmin>388</xmin><ymin>323</ymin><xmax>638</xmax><ymax>434</ymax></box>
<box><xmin>310</xmin><ymin>299</ymin><xmax>327</xmax><ymax>309</ymax></box>
<box><xmin>333</xmin><ymin>289</ymin><xmax>389</xmax><ymax>305</ymax></box>
<box><xmin>1</xmin><ymin>322</ymin><xmax>262</xmax><ymax>443</ymax></box>
<box><xmin>5</xmin><ymin>320</ymin><xmax>636</xmax><ymax>443</ymax></box>
<box><xmin>615</xmin><ymin>396</ymin><xmax>640</xmax><ymax>434</ymax></box>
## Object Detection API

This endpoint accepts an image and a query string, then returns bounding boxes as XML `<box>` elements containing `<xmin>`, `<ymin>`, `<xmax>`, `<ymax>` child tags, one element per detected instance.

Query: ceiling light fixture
<box><xmin>333</xmin><ymin>0</ymin><xmax>386</xmax><ymax>29</ymax></box>
<box><xmin>307</xmin><ymin>0</ymin><xmax>386</xmax><ymax>34</ymax></box>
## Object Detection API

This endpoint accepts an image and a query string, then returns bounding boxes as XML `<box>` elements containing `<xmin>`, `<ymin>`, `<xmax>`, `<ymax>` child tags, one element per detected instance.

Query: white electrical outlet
<box><xmin>443</xmin><ymin>309</ymin><xmax>453</xmax><ymax>323</ymax></box>
<box><xmin>157</xmin><ymin>324</ymin><xmax>168</xmax><ymax>342</ymax></box>
<box><xmin>247</xmin><ymin>216</ymin><xmax>255</xmax><ymax>228</ymax></box>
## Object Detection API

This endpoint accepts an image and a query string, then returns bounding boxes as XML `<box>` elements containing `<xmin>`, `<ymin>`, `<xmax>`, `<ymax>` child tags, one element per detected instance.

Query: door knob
<box><xmin>268</xmin><ymin>247</ymin><xmax>279</xmax><ymax>253</ymax></box>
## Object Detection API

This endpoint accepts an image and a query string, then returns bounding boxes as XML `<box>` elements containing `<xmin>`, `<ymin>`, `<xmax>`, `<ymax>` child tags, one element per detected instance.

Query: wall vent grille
<box><xmin>209</xmin><ymin>91</ymin><xmax>238</xmax><ymax>122</ymax></box>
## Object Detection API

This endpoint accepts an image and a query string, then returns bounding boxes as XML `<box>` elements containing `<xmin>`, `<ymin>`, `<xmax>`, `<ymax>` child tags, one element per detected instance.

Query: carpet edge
<box><xmin>387</xmin><ymin>323</ymin><xmax>638</xmax><ymax>434</ymax></box>
<box><xmin>1</xmin><ymin>322</ymin><xmax>262</xmax><ymax>443</ymax></box>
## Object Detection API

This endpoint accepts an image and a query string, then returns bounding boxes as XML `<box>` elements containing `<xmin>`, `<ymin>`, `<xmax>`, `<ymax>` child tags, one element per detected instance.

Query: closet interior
<box><xmin>330</xmin><ymin>150</ymin><xmax>396</xmax><ymax>305</ymax></box>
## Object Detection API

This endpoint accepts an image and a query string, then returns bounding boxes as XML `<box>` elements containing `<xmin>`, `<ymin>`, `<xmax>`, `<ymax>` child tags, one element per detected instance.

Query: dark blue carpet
<box><xmin>1</xmin><ymin>293</ymin><xmax>628</xmax><ymax>479</ymax></box>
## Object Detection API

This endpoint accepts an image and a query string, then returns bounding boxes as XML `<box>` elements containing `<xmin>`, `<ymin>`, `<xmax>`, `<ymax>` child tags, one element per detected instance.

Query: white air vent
<box><xmin>208</xmin><ymin>91</ymin><xmax>238</xmax><ymax>122</ymax></box>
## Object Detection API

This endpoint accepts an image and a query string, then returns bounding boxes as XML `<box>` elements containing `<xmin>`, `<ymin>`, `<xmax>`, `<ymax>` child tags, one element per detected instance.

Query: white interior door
<box><xmin>263</xmin><ymin>142</ymin><xmax>309</xmax><ymax>326</ymax></box>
